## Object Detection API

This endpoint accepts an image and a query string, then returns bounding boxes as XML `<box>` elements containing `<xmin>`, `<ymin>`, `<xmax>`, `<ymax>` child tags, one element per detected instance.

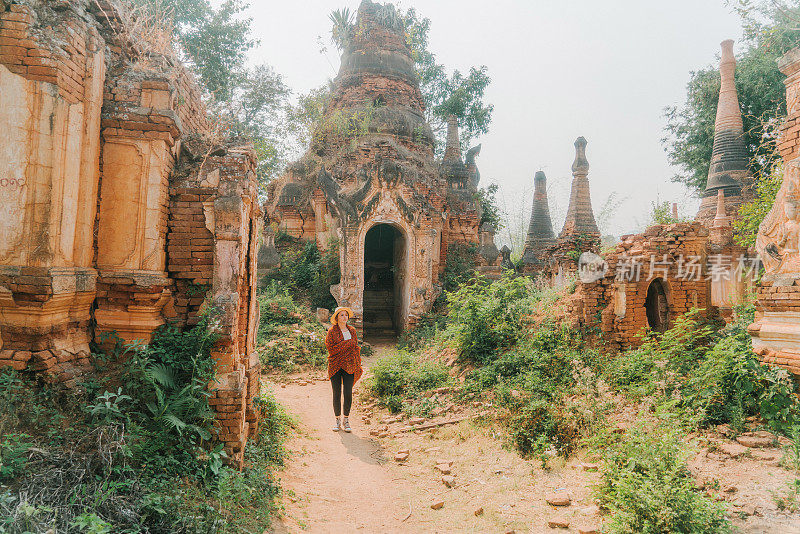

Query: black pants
<box><xmin>330</xmin><ymin>369</ymin><xmax>354</xmax><ymax>417</ymax></box>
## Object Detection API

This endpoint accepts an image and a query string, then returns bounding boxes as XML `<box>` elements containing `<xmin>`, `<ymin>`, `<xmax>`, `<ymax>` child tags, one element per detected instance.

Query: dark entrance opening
<box><xmin>645</xmin><ymin>278</ymin><xmax>670</xmax><ymax>333</ymax></box>
<box><xmin>363</xmin><ymin>224</ymin><xmax>405</xmax><ymax>338</ymax></box>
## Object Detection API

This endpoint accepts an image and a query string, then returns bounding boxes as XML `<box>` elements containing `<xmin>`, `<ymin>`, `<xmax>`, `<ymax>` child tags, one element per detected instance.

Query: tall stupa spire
<box><xmin>444</xmin><ymin>114</ymin><xmax>462</xmax><ymax>163</ymax></box>
<box><xmin>522</xmin><ymin>171</ymin><xmax>556</xmax><ymax>266</ymax></box>
<box><xmin>559</xmin><ymin>137</ymin><xmax>600</xmax><ymax>241</ymax></box>
<box><xmin>696</xmin><ymin>39</ymin><xmax>747</xmax><ymax>224</ymax></box>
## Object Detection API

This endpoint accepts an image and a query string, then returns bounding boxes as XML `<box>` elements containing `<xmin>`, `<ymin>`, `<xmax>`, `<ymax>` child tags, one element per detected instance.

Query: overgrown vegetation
<box><xmin>650</xmin><ymin>200</ymin><xmax>691</xmax><ymax>225</ymax></box>
<box><xmin>0</xmin><ymin>318</ymin><xmax>291</xmax><ymax>532</ymax></box>
<box><xmin>369</xmin><ymin>271</ymin><xmax>800</xmax><ymax>528</ymax></box>
<box><xmin>368</xmin><ymin>351</ymin><xmax>449</xmax><ymax>414</ymax></box>
<box><xmin>262</xmin><ymin>238</ymin><xmax>340</xmax><ymax>311</ymax></box>
<box><xmin>594</xmin><ymin>423</ymin><xmax>731</xmax><ymax>534</ymax></box>
<box><xmin>475</xmin><ymin>183</ymin><xmax>504</xmax><ymax>230</ymax></box>
<box><xmin>442</xmin><ymin>243</ymin><xmax>478</xmax><ymax>293</ymax></box>
<box><xmin>734</xmin><ymin>165</ymin><xmax>782</xmax><ymax>247</ymax></box>
<box><xmin>257</xmin><ymin>281</ymin><xmax>328</xmax><ymax>373</ymax></box>
<box><xmin>606</xmin><ymin>307</ymin><xmax>800</xmax><ymax>434</ymax></box>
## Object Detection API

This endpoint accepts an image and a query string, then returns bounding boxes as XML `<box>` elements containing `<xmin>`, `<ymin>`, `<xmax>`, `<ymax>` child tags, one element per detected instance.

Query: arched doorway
<box><xmin>363</xmin><ymin>224</ymin><xmax>406</xmax><ymax>338</ymax></box>
<box><xmin>645</xmin><ymin>278</ymin><xmax>670</xmax><ymax>333</ymax></box>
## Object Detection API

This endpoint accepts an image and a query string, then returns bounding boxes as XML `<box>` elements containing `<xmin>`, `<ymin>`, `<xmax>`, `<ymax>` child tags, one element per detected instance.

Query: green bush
<box><xmin>605</xmin><ymin>347</ymin><xmax>659</xmax><ymax>398</ymax></box>
<box><xmin>594</xmin><ymin>424</ymin><xmax>730</xmax><ymax>534</ymax></box>
<box><xmin>443</xmin><ymin>242</ymin><xmax>478</xmax><ymax>292</ymax></box>
<box><xmin>464</xmin><ymin>323</ymin><xmax>591</xmax><ymax>456</ymax></box>
<box><xmin>121</xmin><ymin>318</ymin><xmax>219</xmax><ymax>480</ymax></box>
<box><xmin>0</xmin><ymin>318</ymin><xmax>290</xmax><ymax>533</ymax></box>
<box><xmin>0</xmin><ymin>432</ymin><xmax>31</xmax><ymax>482</ymax></box>
<box><xmin>607</xmin><ymin>310</ymin><xmax>713</xmax><ymax>399</ymax></box>
<box><xmin>605</xmin><ymin>307</ymin><xmax>800</xmax><ymax>434</ymax></box>
<box><xmin>369</xmin><ymin>351</ymin><xmax>448</xmax><ymax>413</ymax></box>
<box><xmin>466</xmin><ymin>324</ymin><xmax>575</xmax><ymax>393</ymax></box>
<box><xmin>507</xmin><ymin>398</ymin><xmax>587</xmax><ymax>457</ymax></box>
<box><xmin>680</xmin><ymin>322</ymin><xmax>800</xmax><ymax>434</ymax></box>
<box><xmin>257</xmin><ymin>281</ymin><xmax>328</xmax><ymax>372</ymax></box>
<box><xmin>397</xmin><ymin>309</ymin><xmax>448</xmax><ymax>352</ymax></box>
<box><xmin>446</xmin><ymin>275</ymin><xmax>535</xmax><ymax>365</ymax></box>
<box><xmin>263</xmin><ymin>240</ymin><xmax>340</xmax><ymax>310</ymax></box>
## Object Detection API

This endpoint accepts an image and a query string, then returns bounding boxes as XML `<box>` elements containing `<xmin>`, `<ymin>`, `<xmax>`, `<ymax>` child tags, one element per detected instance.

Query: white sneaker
<box><xmin>342</xmin><ymin>419</ymin><xmax>352</xmax><ymax>433</ymax></box>
<box><xmin>332</xmin><ymin>419</ymin><xmax>341</xmax><ymax>432</ymax></box>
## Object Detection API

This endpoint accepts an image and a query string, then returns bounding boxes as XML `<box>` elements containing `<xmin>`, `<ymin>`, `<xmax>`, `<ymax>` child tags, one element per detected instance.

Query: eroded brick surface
<box><xmin>0</xmin><ymin>0</ymin><xmax>260</xmax><ymax>465</ymax></box>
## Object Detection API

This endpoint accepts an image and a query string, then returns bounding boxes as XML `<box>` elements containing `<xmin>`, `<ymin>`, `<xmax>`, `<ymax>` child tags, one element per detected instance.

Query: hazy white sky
<box><xmin>244</xmin><ymin>0</ymin><xmax>744</xmax><ymax>240</ymax></box>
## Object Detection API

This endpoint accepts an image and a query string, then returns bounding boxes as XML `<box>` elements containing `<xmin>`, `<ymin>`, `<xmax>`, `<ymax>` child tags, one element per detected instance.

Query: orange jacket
<box><xmin>325</xmin><ymin>324</ymin><xmax>363</xmax><ymax>383</ymax></box>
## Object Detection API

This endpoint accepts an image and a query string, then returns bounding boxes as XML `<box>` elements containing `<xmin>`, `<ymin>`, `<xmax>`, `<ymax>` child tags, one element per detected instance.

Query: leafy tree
<box><xmin>475</xmin><ymin>183</ymin><xmax>504</xmax><ymax>230</ymax></box>
<box><xmin>403</xmin><ymin>8</ymin><xmax>493</xmax><ymax>156</ymax></box>
<box><xmin>662</xmin><ymin>1</ymin><xmax>800</xmax><ymax>195</ymax></box>
<box><xmin>134</xmin><ymin>0</ymin><xmax>255</xmax><ymax>100</ymax></box>
<box><xmin>663</xmin><ymin>44</ymin><xmax>786</xmax><ymax>195</ymax></box>
<box><xmin>663</xmin><ymin>1</ymin><xmax>800</xmax><ymax>248</ymax></box>
<box><xmin>284</xmin><ymin>84</ymin><xmax>333</xmax><ymax>155</ymax></box>
<box><xmin>215</xmin><ymin>64</ymin><xmax>291</xmax><ymax>185</ymax></box>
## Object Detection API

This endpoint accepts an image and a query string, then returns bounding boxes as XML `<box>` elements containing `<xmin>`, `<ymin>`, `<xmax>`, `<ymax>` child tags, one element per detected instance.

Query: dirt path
<box><xmin>268</xmin><ymin>342</ymin><xmax>411</xmax><ymax>533</ymax></box>
<box><xmin>266</xmin><ymin>342</ymin><xmax>800</xmax><ymax>534</ymax></box>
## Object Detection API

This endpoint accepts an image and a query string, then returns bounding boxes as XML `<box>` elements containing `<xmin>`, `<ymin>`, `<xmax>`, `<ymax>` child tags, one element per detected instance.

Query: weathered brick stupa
<box><xmin>540</xmin><ymin>39</ymin><xmax>753</xmax><ymax>349</ymax></box>
<box><xmin>544</xmin><ymin>137</ymin><xmax>601</xmax><ymax>284</ymax></box>
<box><xmin>751</xmin><ymin>47</ymin><xmax>800</xmax><ymax>377</ymax></box>
<box><xmin>265</xmin><ymin>0</ymin><xmax>494</xmax><ymax>334</ymax></box>
<box><xmin>0</xmin><ymin>0</ymin><xmax>262</xmax><ymax>465</ymax></box>
<box><xmin>521</xmin><ymin>170</ymin><xmax>556</xmax><ymax>271</ymax></box>
<box><xmin>696</xmin><ymin>40</ymin><xmax>748</xmax><ymax>224</ymax></box>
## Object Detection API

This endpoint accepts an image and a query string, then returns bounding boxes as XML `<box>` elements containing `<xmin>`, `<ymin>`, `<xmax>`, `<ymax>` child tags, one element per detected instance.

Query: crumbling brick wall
<box><xmin>0</xmin><ymin>0</ymin><xmax>262</xmax><ymax>465</ymax></box>
<box><xmin>574</xmin><ymin>223</ymin><xmax>714</xmax><ymax>352</ymax></box>
<box><xmin>169</xmin><ymin>142</ymin><xmax>263</xmax><ymax>466</ymax></box>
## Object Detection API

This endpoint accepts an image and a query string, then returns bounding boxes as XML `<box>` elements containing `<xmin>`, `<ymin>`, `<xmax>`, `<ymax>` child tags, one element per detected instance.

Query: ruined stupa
<box><xmin>696</xmin><ymin>39</ymin><xmax>748</xmax><ymax>224</ymax></box>
<box><xmin>560</xmin><ymin>137</ymin><xmax>601</xmax><ymax>242</ymax></box>
<box><xmin>522</xmin><ymin>170</ymin><xmax>556</xmax><ymax>270</ymax></box>
<box><xmin>265</xmin><ymin>0</ymin><xmax>494</xmax><ymax>333</ymax></box>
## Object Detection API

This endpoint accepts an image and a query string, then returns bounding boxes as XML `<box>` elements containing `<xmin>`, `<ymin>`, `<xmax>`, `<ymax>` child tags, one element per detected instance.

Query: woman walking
<box><xmin>325</xmin><ymin>307</ymin><xmax>363</xmax><ymax>432</ymax></box>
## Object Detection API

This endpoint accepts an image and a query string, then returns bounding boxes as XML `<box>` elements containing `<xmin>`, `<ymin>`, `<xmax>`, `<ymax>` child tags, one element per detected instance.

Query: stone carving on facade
<box><xmin>750</xmin><ymin>46</ymin><xmax>800</xmax><ymax>376</ymax></box>
<box><xmin>758</xmin><ymin>160</ymin><xmax>800</xmax><ymax>276</ymax></box>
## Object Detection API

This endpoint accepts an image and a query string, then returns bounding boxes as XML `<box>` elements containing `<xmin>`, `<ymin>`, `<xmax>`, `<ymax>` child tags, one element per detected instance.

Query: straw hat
<box><xmin>331</xmin><ymin>306</ymin><xmax>354</xmax><ymax>325</ymax></box>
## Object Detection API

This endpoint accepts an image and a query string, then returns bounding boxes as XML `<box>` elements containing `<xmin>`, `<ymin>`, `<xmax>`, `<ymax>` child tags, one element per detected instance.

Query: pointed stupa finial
<box><xmin>444</xmin><ymin>115</ymin><xmax>462</xmax><ymax>163</ymax></box>
<box><xmin>712</xmin><ymin>189</ymin><xmax>732</xmax><ymax>228</ymax></box>
<box><xmin>696</xmin><ymin>39</ymin><xmax>746</xmax><ymax>224</ymax></box>
<box><xmin>559</xmin><ymin>137</ymin><xmax>601</xmax><ymax>245</ymax></box>
<box><xmin>572</xmin><ymin>136</ymin><xmax>589</xmax><ymax>176</ymax></box>
<box><xmin>522</xmin><ymin>171</ymin><xmax>556</xmax><ymax>267</ymax></box>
